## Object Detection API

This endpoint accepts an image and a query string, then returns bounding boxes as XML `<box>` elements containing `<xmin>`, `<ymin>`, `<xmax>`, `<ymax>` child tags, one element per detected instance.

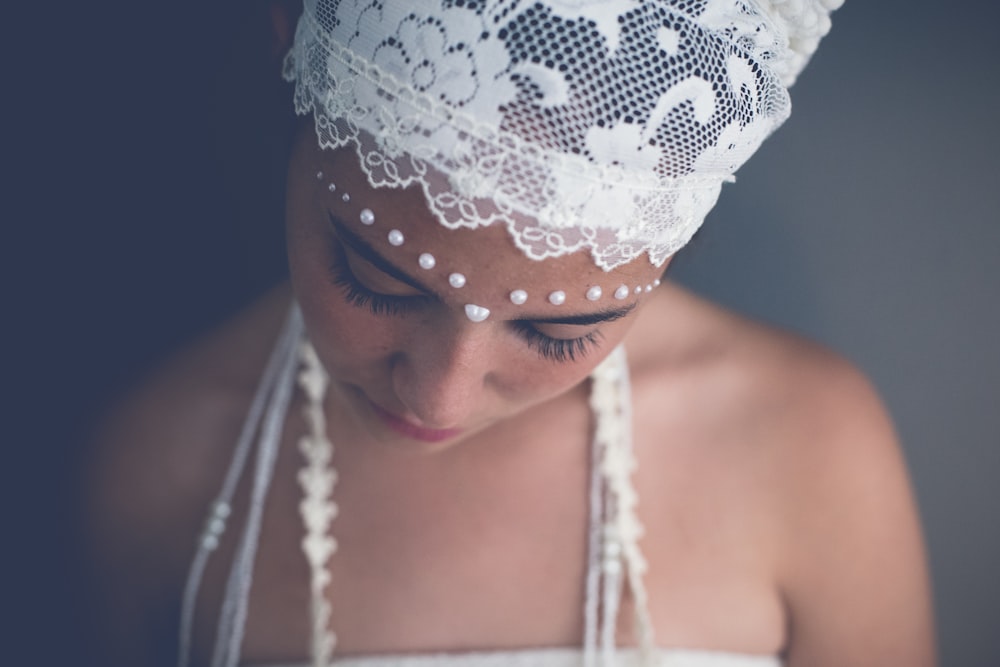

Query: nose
<box><xmin>390</xmin><ymin>317</ymin><xmax>496</xmax><ymax>429</ymax></box>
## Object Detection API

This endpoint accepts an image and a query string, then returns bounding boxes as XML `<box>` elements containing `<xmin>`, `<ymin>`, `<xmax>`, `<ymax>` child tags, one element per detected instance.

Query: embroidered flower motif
<box><xmin>585</xmin><ymin>121</ymin><xmax>663</xmax><ymax>171</ymax></box>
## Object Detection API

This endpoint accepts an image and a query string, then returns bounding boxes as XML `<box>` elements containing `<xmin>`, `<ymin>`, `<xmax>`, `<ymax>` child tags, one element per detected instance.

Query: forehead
<box><xmin>309</xmin><ymin>143</ymin><xmax>664</xmax><ymax>308</ymax></box>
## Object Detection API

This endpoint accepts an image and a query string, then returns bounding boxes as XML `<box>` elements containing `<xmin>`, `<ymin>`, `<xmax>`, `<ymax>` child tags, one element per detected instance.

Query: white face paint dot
<box><xmin>418</xmin><ymin>253</ymin><xmax>436</xmax><ymax>270</ymax></box>
<box><xmin>614</xmin><ymin>285</ymin><xmax>629</xmax><ymax>300</ymax></box>
<box><xmin>509</xmin><ymin>289</ymin><xmax>528</xmax><ymax>305</ymax></box>
<box><xmin>586</xmin><ymin>286</ymin><xmax>602</xmax><ymax>301</ymax></box>
<box><xmin>316</xmin><ymin>171</ymin><xmax>323</xmax><ymax>180</ymax></box>
<box><xmin>342</xmin><ymin>193</ymin><xmax>350</xmax><ymax>202</ymax></box>
<box><xmin>653</xmin><ymin>278</ymin><xmax>661</xmax><ymax>287</ymax></box>
<box><xmin>548</xmin><ymin>290</ymin><xmax>566</xmax><ymax>306</ymax></box>
<box><xmin>644</xmin><ymin>284</ymin><xmax>653</xmax><ymax>293</ymax></box>
<box><xmin>328</xmin><ymin>183</ymin><xmax>336</xmax><ymax>192</ymax></box>
<box><xmin>359</xmin><ymin>208</ymin><xmax>375</xmax><ymax>225</ymax></box>
<box><xmin>448</xmin><ymin>273</ymin><xmax>466</xmax><ymax>288</ymax></box>
<box><xmin>464</xmin><ymin>304</ymin><xmax>490</xmax><ymax>323</ymax></box>
<box><xmin>387</xmin><ymin>229</ymin><xmax>404</xmax><ymax>246</ymax></box>
<box><xmin>634</xmin><ymin>286</ymin><xmax>642</xmax><ymax>294</ymax></box>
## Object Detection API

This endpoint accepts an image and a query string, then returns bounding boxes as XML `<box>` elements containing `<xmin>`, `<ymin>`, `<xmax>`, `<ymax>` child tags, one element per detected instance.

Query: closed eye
<box><xmin>510</xmin><ymin>321</ymin><xmax>603</xmax><ymax>363</ymax></box>
<box><xmin>328</xmin><ymin>240</ymin><xmax>433</xmax><ymax>316</ymax></box>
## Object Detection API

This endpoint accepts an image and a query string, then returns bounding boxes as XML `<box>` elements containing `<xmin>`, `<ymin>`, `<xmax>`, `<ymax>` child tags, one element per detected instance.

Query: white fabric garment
<box><xmin>252</xmin><ymin>647</ymin><xmax>780</xmax><ymax>666</ymax></box>
<box><xmin>177</xmin><ymin>303</ymin><xmax>783</xmax><ymax>667</ymax></box>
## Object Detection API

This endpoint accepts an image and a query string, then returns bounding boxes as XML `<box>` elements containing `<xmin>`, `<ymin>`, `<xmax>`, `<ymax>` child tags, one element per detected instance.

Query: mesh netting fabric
<box><xmin>283</xmin><ymin>0</ymin><xmax>841</xmax><ymax>270</ymax></box>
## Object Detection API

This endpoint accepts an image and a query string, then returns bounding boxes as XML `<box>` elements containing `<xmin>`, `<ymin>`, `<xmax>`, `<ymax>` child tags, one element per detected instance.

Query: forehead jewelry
<box><xmin>349</xmin><ymin>202</ymin><xmax>659</xmax><ymax>321</ymax></box>
<box><xmin>464</xmin><ymin>304</ymin><xmax>490</xmax><ymax>322</ymax></box>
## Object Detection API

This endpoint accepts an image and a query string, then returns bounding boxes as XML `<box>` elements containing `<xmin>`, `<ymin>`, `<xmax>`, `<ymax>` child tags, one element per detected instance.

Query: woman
<box><xmin>88</xmin><ymin>1</ymin><xmax>935</xmax><ymax>665</ymax></box>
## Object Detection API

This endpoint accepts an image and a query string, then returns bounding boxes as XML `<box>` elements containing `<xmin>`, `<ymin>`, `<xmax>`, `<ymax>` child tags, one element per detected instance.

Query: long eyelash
<box><xmin>329</xmin><ymin>240</ymin><xmax>599</xmax><ymax>361</ymax></box>
<box><xmin>511</xmin><ymin>322</ymin><xmax>602</xmax><ymax>363</ymax></box>
<box><xmin>329</xmin><ymin>244</ymin><xmax>427</xmax><ymax>316</ymax></box>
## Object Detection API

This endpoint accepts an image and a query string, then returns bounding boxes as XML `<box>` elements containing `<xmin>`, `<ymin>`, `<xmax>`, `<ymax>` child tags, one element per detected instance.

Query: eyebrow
<box><xmin>328</xmin><ymin>212</ymin><xmax>436</xmax><ymax>295</ymax></box>
<box><xmin>328</xmin><ymin>211</ymin><xmax>637</xmax><ymax>326</ymax></box>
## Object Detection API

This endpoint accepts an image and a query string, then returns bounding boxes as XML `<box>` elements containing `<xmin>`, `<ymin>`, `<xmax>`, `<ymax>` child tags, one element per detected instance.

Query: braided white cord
<box><xmin>600</xmin><ymin>479</ymin><xmax>626</xmax><ymax>667</ymax></box>
<box><xmin>177</xmin><ymin>304</ymin><xmax>302</xmax><ymax>667</ymax></box>
<box><xmin>590</xmin><ymin>346</ymin><xmax>656</xmax><ymax>667</ymax></box>
<box><xmin>296</xmin><ymin>339</ymin><xmax>339</xmax><ymax>667</ymax></box>
<box><xmin>211</xmin><ymin>307</ymin><xmax>304</xmax><ymax>667</ymax></box>
<box><xmin>582</xmin><ymin>398</ymin><xmax>605</xmax><ymax>667</ymax></box>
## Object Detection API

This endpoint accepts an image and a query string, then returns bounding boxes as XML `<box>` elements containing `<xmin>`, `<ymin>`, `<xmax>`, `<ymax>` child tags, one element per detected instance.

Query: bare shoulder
<box><xmin>627</xmin><ymin>284</ymin><xmax>935</xmax><ymax>665</ymax></box>
<box><xmin>84</xmin><ymin>284</ymin><xmax>292</xmax><ymax>663</ymax></box>
<box><xmin>626</xmin><ymin>283</ymin><xmax>888</xmax><ymax>448</ymax></box>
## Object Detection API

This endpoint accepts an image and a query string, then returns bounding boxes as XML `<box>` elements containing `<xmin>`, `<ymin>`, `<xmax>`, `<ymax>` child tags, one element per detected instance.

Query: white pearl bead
<box><xmin>464</xmin><ymin>304</ymin><xmax>490</xmax><ymax>322</ymax></box>
<box><xmin>212</xmin><ymin>501</ymin><xmax>231</xmax><ymax>518</ymax></box>
<box><xmin>603</xmin><ymin>540</ymin><xmax>622</xmax><ymax>559</ymax></box>
<box><xmin>342</xmin><ymin>193</ymin><xmax>350</xmax><ymax>202</ymax></box>
<box><xmin>448</xmin><ymin>273</ymin><xmax>466</xmax><ymax>288</ymax></box>
<box><xmin>328</xmin><ymin>183</ymin><xmax>336</xmax><ymax>192</ymax></box>
<box><xmin>614</xmin><ymin>285</ymin><xmax>629</xmax><ymax>300</ymax></box>
<box><xmin>202</xmin><ymin>534</ymin><xmax>220</xmax><ymax>551</ymax></box>
<box><xmin>207</xmin><ymin>517</ymin><xmax>226</xmax><ymax>536</ymax></box>
<box><xmin>418</xmin><ymin>253</ymin><xmax>436</xmax><ymax>269</ymax></box>
<box><xmin>316</xmin><ymin>171</ymin><xmax>323</xmax><ymax>180</ymax></box>
<box><xmin>548</xmin><ymin>290</ymin><xmax>566</xmax><ymax>305</ymax></box>
<box><xmin>509</xmin><ymin>289</ymin><xmax>528</xmax><ymax>305</ymax></box>
<box><xmin>387</xmin><ymin>229</ymin><xmax>404</xmax><ymax>246</ymax></box>
<box><xmin>586</xmin><ymin>286</ymin><xmax>602</xmax><ymax>301</ymax></box>
<box><xmin>359</xmin><ymin>208</ymin><xmax>375</xmax><ymax>225</ymax></box>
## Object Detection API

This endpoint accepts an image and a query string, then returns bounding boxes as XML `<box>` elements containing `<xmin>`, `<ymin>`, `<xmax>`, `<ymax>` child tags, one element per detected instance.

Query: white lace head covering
<box><xmin>283</xmin><ymin>0</ymin><xmax>843</xmax><ymax>270</ymax></box>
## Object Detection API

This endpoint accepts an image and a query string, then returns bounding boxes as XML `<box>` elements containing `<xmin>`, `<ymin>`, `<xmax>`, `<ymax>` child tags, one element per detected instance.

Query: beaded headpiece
<box><xmin>284</xmin><ymin>0</ymin><xmax>842</xmax><ymax>271</ymax></box>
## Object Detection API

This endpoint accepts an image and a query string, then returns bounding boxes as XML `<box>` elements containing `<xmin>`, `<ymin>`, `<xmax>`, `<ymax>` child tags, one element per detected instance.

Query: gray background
<box><xmin>670</xmin><ymin>1</ymin><xmax>1000</xmax><ymax>664</ymax></box>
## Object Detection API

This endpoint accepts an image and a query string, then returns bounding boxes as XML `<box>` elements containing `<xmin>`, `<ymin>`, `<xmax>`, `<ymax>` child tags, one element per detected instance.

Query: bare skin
<box><xmin>88</xmin><ymin>279</ymin><xmax>935</xmax><ymax>666</ymax></box>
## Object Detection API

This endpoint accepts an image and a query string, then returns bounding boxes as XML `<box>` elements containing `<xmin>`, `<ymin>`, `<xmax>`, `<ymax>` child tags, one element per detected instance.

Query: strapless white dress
<box><xmin>255</xmin><ymin>648</ymin><xmax>780</xmax><ymax>666</ymax></box>
<box><xmin>178</xmin><ymin>305</ymin><xmax>783</xmax><ymax>667</ymax></box>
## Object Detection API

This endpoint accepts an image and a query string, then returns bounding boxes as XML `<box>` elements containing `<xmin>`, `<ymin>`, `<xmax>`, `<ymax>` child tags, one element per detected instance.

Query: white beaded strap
<box><xmin>296</xmin><ymin>339</ymin><xmax>338</xmax><ymax>667</ymax></box>
<box><xmin>589</xmin><ymin>346</ymin><xmax>656</xmax><ymax>667</ymax></box>
<box><xmin>600</xmin><ymin>508</ymin><xmax>625</xmax><ymax>667</ymax></box>
<box><xmin>177</xmin><ymin>304</ymin><xmax>303</xmax><ymax>667</ymax></box>
<box><xmin>582</xmin><ymin>403</ymin><xmax>605</xmax><ymax>667</ymax></box>
<box><xmin>211</xmin><ymin>306</ymin><xmax>305</xmax><ymax>667</ymax></box>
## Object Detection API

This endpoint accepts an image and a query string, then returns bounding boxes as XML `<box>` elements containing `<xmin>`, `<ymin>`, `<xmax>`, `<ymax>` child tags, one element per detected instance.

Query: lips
<box><xmin>367</xmin><ymin>399</ymin><xmax>465</xmax><ymax>443</ymax></box>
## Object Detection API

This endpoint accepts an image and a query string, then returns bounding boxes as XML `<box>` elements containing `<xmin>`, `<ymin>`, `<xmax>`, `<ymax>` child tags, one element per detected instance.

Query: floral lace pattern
<box><xmin>284</xmin><ymin>0</ymin><xmax>839</xmax><ymax>269</ymax></box>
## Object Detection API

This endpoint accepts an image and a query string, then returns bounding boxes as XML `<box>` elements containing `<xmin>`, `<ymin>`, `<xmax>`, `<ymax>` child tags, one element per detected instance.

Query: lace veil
<box><xmin>283</xmin><ymin>0</ymin><xmax>842</xmax><ymax>270</ymax></box>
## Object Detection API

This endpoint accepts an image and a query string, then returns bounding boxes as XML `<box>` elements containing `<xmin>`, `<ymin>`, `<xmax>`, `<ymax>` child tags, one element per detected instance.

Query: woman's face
<box><xmin>286</xmin><ymin>127</ymin><xmax>666</xmax><ymax>451</ymax></box>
